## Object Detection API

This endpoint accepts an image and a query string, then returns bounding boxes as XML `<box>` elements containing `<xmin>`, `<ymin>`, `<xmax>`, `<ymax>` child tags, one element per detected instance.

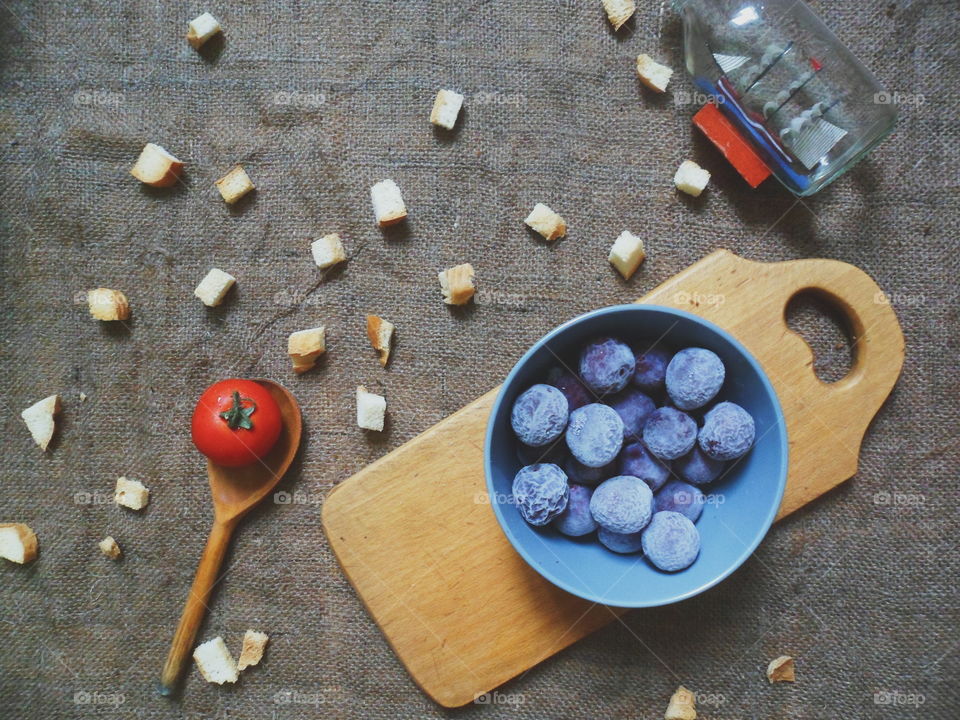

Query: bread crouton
<box><xmin>87</xmin><ymin>288</ymin><xmax>130</xmax><ymax>321</ymax></box>
<box><xmin>602</xmin><ymin>0</ymin><xmax>635</xmax><ymax>30</ymax></box>
<box><xmin>766</xmin><ymin>655</ymin><xmax>795</xmax><ymax>683</ymax></box>
<box><xmin>636</xmin><ymin>54</ymin><xmax>673</xmax><ymax>93</ymax></box>
<box><xmin>215</xmin><ymin>165</ymin><xmax>255</xmax><ymax>204</ymax></box>
<box><xmin>366</xmin><ymin>315</ymin><xmax>395</xmax><ymax>366</ymax></box>
<box><xmin>21</xmin><ymin>394</ymin><xmax>60</xmax><ymax>451</ymax></box>
<box><xmin>193</xmin><ymin>637</ymin><xmax>239</xmax><ymax>684</ymax></box>
<box><xmin>98</xmin><ymin>536</ymin><xmax>122</xmax><ymax>560</ymax></box>
<box><xmin>608</xmin><ymin>231</ymin><xmax>646</xmax><ymax>279</ymax></box>
<box><xmin>430</xmin><ymin>89</ymin><xmax>464</xmax><ymax>130</ymax></box>
<box><xmin>287</xmin><ymin>326</ymin><xmax>326</xmax><ymax>374</ymax></box>
<box><xmin>187</xmin><ymin>12</ymin><xmax>222</xmax><ymax>49</ymax></box>
<box><xmin>114</xmin><ymin>477</ymin><xmax>150</xmax><ymax>511</ymax></box>
<box><xmin>525</xmin><ymin>203</ymin><xmax>566</xmax><ymax>241</ymax></box>
<box><xmin>0</xmin><ymin>524</ymin><xmax>38</xmax><ymax>564</ymax></box>
<box><xmin>370</xmin><ymin>179</ymin><xmax>407</xmax><ymax>227</ymax></box>
<box><xmin>194</xmin><ymin>268</ymin><xmax>236</xmax><ymax>307</ymax></box>
<box><xmin>674</xmin><ymin>160</ymin><xmax>711</xmax><ymax>197</ymax></box>
<box><xmin>130</xmin><ymin>143</ymin><xmax>183</xmax><ymax>187</ymax></box>
<box><xmin>664</xmin><ymin>685</ymin><xmax>697</xmax><ymax>720</ymax></box>
<box><xmin>311</xmin><ymin>233</ymin><xmax>347</xmax><ymax>270</ymax></box>
<box><xmin>438</xmin><ymin>263</ymin><xmax>475</xmax><ymax>305</ymax></box>
<box><xmin>237</xmin><ymin>630</ymin><xmax>269</xmax><ymax>671</ymax></box>
<box><xmin>356</xmin><ymin>386</ymin><xmax>386</xmax><ymax>431</ymax></box>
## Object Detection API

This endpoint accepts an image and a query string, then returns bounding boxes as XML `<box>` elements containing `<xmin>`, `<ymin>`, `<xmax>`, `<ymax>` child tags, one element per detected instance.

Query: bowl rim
<box><xmin>484</xmin><ymin>303</ymin><xmax>789</xmax><ymax>608</ymax></box>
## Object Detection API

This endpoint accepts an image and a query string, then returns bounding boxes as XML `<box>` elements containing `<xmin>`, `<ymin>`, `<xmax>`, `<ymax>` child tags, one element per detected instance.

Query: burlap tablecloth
<box><xmin>1</xmin><ymin>0</ymin><xmax>957</xmax><ymax>717</ymax></box>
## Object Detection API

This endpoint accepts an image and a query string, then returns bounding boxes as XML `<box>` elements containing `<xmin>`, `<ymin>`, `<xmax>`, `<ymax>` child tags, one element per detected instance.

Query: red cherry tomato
<box><xmin>191</xmin><ymin>379</ymin><xmax>282</xmax><ymax>467</ymax></box>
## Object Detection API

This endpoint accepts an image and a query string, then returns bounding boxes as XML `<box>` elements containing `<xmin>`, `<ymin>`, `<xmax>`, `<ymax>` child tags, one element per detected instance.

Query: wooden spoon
<box><xmin>157</xmin><ymin>379</ymin><xmax>301</xmax><ymax>695</ymax></box>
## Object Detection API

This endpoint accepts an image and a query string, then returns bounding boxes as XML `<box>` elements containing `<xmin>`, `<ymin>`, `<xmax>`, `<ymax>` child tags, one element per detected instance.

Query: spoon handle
<box><xmin>157</xmin><ymin>518</ymin><xmax>237</xmax><ymax>695</ymax></box>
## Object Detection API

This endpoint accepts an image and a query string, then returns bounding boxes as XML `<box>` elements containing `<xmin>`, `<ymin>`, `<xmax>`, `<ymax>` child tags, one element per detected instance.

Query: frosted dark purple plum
<box><xmin>641</xmin><ymin>511</ymin><xmax>701</xmax><ymax>571</ymax></box>
<box><xmin>598</xmin><ymin>527</ymin><xmax>644</xmax><ymax>554</ymax></box>
<box><xmin>655</xmin><ymin>480</ymin><xmax>704</xmax><ymax>523</ymax></box>
<box><xmin>579</xmin><ymin>337</ymin><xmax>635</xmax><ymax>396</ymax></box>
<box><xmin>589</xmin><ymin>475</ymin><xmax>653</xmax><ymax>534</ymax></box>
<box><xmin>511</xmin><ymin>463</ymin><xmax>569</xmax><ymax>526</ymax></box>
<box><xmin>546</xmin><ymin>367</ymin><xmax>593</xmax><ymax>411</ymax></box>
<box><xmin>607</xmin><ymin>388</ymin><xmax>656</xmax><ymax>440</ymax></box>
<box><xmin>552</xmin><ymin>484</ymin><xmax>598</xmax><ymax>536</ymax></box>
<box><xmin>643</xmin><ymin>407</ymin><xmax>698</xmax><ymax>460</ymax></box>
<box><xmin>665</xmin><ymin>347</ymin><xmax>725</xmax><ymax>410</ymax></box>
<box><xmin>564</xmin><ymin>456</ymin><xmax>616</xmax><ymax>486</ymax></box>
<box><xmin>699</xmin><ymin>402</ymin><xmax>756</xmax><ymax>461</ymax></box>
<box><xmin>565</xmin><ymin>403</ymin><xmax>624</xmax><ymax>468</ymax></box>
<box><xmin>632</xmin><ymin>346</ymin><xmax>673</xmax><ymax>393</ymax></box>
<box><xmin>674</xmin><ymin>446</ymin><xmax>726</xmax><ymax>486</ymax></box>
<box><xmin>618</xmin><ymin>441</ymin><xmax>671</xmax><ymax>492</ymax></box>
<box><xmin>510</xmin><ymin>384</ymin><xmax>569</xmax><ymax>447</ymax></box>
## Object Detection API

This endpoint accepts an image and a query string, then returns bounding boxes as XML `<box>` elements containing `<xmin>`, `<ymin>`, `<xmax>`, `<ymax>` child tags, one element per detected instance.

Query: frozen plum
<box><xmin>643</xmin><ymin>407</ymin><xmax>697</xmax><ymax>460</ymax></box>
<box><xmin>618</xmin><ymin>441</ymin><xmax>671</xmax><ymax>492</ymax></box>
<box><xmin>674</xmin><ymin>446</ymin><xmax>726</xmax><ymax>486</ymax></box>
<box><xmin>607</xmin><ymin>388</ymin><xmax>656</xmax><ymax>440</ymax></box>
<box><xmin>510</xmin><ymin>384</ymin><xmax>569</xmax><ymax>447</ymax></box>
<box><xmin>564</xmin><ymin>456</ymin><xmax>616</xmax><ymax>486</ymax></box>
<box><xmin>552</xmin><ymin>484</ymin><xmax>598</xmax><ymax>536</ymax></box>
<box><xmin>565</xmin><ymin>403</ymin><xmax>624</xmax><ymax>467</ymax></box>
<box><xmin>632</xmin><ymin>346</ymin><xmax>673</xmax><ymax>393</ymax></box>
<box><xmin>641</xmin><ymin>511</ymin><xmax>701</xmax><ymax>571</ymax></box>
<box><xmin>665</xmin><ymin>347</ymin><xmax>725</xmax><ymax>410</ymax></box>
<box><xmin>579</xmin><ymin>337</ymin><xmax>635</xmax><ymax>396</ymax></box>
<box><xmin>512</xmin><ymin>463</ymin><xmax>569</xmax><ymax>526</ymax></box>
<box><xmin>598</xmin><ymin>527</ymin><xmax>644</xmax><ymax>554</ymax></box>
<box><xmin>655</xmin><ymin>480</ymin><xmax>704</xmax><ymax>523</ymax></box>
<box><xmin>589</xmin><ymin>475</ymin><xmax>653</xmax><ymax>534</ymax></box>
<box><xmin>546</xmin><ymin>367</ymin><xmax>593</xmax><ymax>411</ymax></box>
<box><xmin>699</xmin><ymin>401</ymin><xmax>756</xmax><ymax>461</ymax></box>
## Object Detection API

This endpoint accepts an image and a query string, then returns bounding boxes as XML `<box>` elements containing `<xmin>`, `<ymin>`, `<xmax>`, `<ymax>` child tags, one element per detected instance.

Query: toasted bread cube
<box><xmin>766</xmin><ymin>655</ymin><xmax>795</xmax><ymax>683</ymax></box>
<box><xmin>608</xmin><ymin>231</ymin><xmax>646</xmax><ymax>279</ymax></box>
<box><xmin>674</xmin><ymin>160</ymin><xmax>711</xmax><ymax>197</ymax></box>
<box><xmin>524</xmin><ymin>203</ymin><xmax>566</xmax><ymax>241</ymax></box>
<box><xmin>366</xmin><ymin>315</ymin><xmax>395</xmax><ymax>367</ymax></box>
<box><xmin>21</xmin><ymin>395</ymin><xmax>60</xmax><ymax>451</ymax></box>
<box><xmin>187</xmin><ymin>12</ymin><xmax>221</xmax><ymax>49</ymax></box>
<box><xmin>237</xmin><ymin>630</ymin><xmax>269</xmax><ymax>671</ymax></box>
<box><xmin>636</xmin><ymin>54</ymin><xmax>673</xmax><ymax>93</ymax></box>
<box><xmin>130</xmin><ymin>143</ymin><xmax>183</xmax><ymax>187</ymax></box>
<box><xmin>114</xmin><ymin>477</ymin><xmax>150</xmax><ymax>511</ymax></box>
<box><xmin>430</xmin><ymin>89</ymin><xmax>464</xmax><ymax>130</ymax></box>
<box><xmin>438</xmin><ymin>263</ymin><xmax>476</xmax><ymax>305</ymax></box>
<box><xmin>215</xmin><ymin>165</ymin><xmax>255</xmax><ymax>204</ymax></box>
<box><xmin>602</xmin><ymin>0</ymin><xmax>635</xmax><ymax>30</ymax></box>
<box><xmin>356</xmin><ymin>386</ymin><xmax>386</xmax><ymax>431</ymax></box>
<box><xmin>287</xmin><ymin>326</ymin><xmax>326</xmax><ymax>374</ymax></box>
<box><xmin>193</xmin><ymin>637</ymin><xmax>239</xmax><ymax>684</ymax></box>
<box><xmin>98</xmin><ymin>536</ymin><xmax>122</xmax><ymax>560</ymax></box>
<box><xmin>311</xmin><ymin>233</ymin><xmax>347</xmax><ymax>270</ymax></box>
<box><xmin>370</xmin><ymin>179</ymin><xmax>407</xmax><ymax>227</ymax></box>
<box><xmin>194</xmin><ymin>268</ymin><xmax>236</xmax><ymax>307</ymax></box>
<box><xmin>664</xmin><ymin>685</ymin><xmax>697</xmax><ymax>720</ymax></box>
<box><xmin>87</xmin><ymin>288</ymin><xmax>130</xmax><ymax>321</ymax></box>
<box><xmin>0</xmin><ymin>524</ymin><xmax>38</xmax><ymax>564</ymax></box>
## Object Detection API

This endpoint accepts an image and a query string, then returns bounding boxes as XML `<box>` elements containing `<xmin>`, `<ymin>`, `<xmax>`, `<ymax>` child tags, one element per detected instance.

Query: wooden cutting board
<box><xmin>321</xmin><ymin>250</ymin><xmax>904</xmax><ymax>707</ymax></box>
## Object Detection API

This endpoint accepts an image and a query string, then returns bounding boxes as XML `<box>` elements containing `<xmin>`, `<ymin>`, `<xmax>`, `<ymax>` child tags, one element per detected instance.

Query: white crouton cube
<box><xmin>193</xmin><ymin>637</ymin><xmax>239</xmax><ymax>684</ymax></box>
<box><xmin>636</xmin><ymin>54</ymin><xmax>673</xmax><ymax>93</ymax></box>
<box><xmin>114</xmin><ymin>477</ymin><xmax>150</xmax><ymax>511</ymax></box>
<box><xmin>766</xmin><ymin>655</ymin><xmax>795</xmax><ymax>683</ymax></box>
<box><xmin>130</xmin><ymin>143</ymin><xmax>183</xmax><ymax>187</ymax></box>
<box><xmin>356</xmin><ymin>386</ymin><xmax>386</xmax><ymax>431</ymax></box>
<box><xmin>674</xmin><ymin>160</ymin><xmax>711</xmax><ymax>197</ymax></box>
<box><xmin>237</xmin><ymin>630</ymin><xmax>269</xmax><ymax>671</ymax></box>
<box><xmin>0</xmin><ymin>524</ymin><xmax>38</xmax><ymax>564</ymax></box>
<box><xmin>21</xmin><ymin>394</ymin><xmax>60</xmax><ymax>451</ymax></box>
<box><xmin>370</xmin><ymin>179</ymin><xmax>407</xmax><ymax>227</ymax></box>
<box><xmin>602</xmin><ymin>0</ymin><xmax>635</xmax><ymax>30</ymax></box>
<box><xmin>87</xmin><ymin>288</ymin><xmax>130</xmax><ymax>321</ymax></box>
<box><xmin>438</xmin><ymin>263</ymin><xmax>476</xmax><ymax>305</ymax></box>
<box><xmin>366</xmin><ymin>315</ymin><xmax>395</xmax><ymax>367</ymax></box>
<box><xmin>664</xmin><ymin>685</ymin><xmax>697</xmax><ymax>720</ymax></box>
<box><xmin>287</xmin><ymin>326</ymin><xmax>326</xmax><ymax>374</ymax></box>
<box><xmin>430</xmin><ymin>89</ymin><xmax>464</xmax><ymax>130</ymax></box>
<box><xmin>524</xmin><ymin>203</ymin><xmax>566</xmax><ymax>241</ymax></box>
<box><xmin>311</xmin><ymin>233</ymin><xmax>347</xmax><ymax>269</ymax></box>
<box><xmin>215</xmin><ymin>165</ymin><xmax>255</xmax><ymax>204</ymax></box>
<box><xmin>187</xmin><ymin>13</ymin><xmax>222</xmax><ymax>49</ymax></box>
<box><xmin>194</xmin><ymin>268</ymin><xmax>236</xmax><ymax>307</ymax></box>
<box><xmin>98</xmin><ymin>536</ymin><xmax>122</xmax><ymax>560</ymax></box>
<box><xmin>608</xmin><ymin>231</ymin><xmax>646</xmax><ymax>279</ymax></box>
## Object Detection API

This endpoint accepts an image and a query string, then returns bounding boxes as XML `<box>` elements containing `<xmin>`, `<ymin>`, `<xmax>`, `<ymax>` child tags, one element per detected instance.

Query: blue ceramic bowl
<box><xmin>484</xmin><ymin>305</ymin><xmax>788</xmax><ymax>608</ymax></box>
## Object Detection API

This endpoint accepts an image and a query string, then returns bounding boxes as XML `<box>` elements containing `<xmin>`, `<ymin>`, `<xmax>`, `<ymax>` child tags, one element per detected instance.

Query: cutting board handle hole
<box><xmin>785</xmin><ymin>290</ymin><xmax>856</xmax><ymax>383</ymax></box>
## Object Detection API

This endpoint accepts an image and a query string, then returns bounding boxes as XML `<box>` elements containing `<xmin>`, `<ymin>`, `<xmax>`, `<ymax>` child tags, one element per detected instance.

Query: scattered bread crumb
<box><xmin>664</xmin><ymin>685</ymin><xmax>697</xmax><ymax>720</ymax></box>
<box><xmin>87</xmin><ymin>288</ymin><xmax>130</xmax><ymax>321</ymax></box>
<box><xmin>430</xmin><ymin>89</ymin><xmax>464</xmax><ymax>130</ymax></box>
<box><xmin>98</xmin><ymin>536</ymin><xmax>122</xmax><ymax>560</ymax></box>
<box><xmin>130</xmin><ymin>143</ymin><xmax>183</xmax><ymax>187</ymax></box>
<box><xmin>602</xmin><ymin>0</ymin><xmax>635</xmax><ymax>30</ymax></box>
<box><xmin>237</xmin><ymin>630</ymin><xmax>269</xmax><ymax>671</ymax></box>
<box><xmin>187</xmin><ymin>12</ymin><xmax>222</xmax><ymax>49</ymax></box>
<box><xmin>366</xmin><ymin>315</ymin><xmax>395</xmax><ymax>367</ymax></box>
<box><xmin>193</xmin><ymin>637</ymin><xmax>239</xmax><ymax>685</ymax></box>
<box><xmin>525</xmin><ymin>203</ymin><xmax>566</xmax><ymax>241</ymax></box>
<box><xmin>215</xmin><ymin>165</ymin><xmax>255</xmax><ymax>204</ymax></box>
<box><xmin>21</xmin><ymin>394</ymin><xmax>60</xmax><ymax>451</ymax></box>
<box><xmin>114</xmin><ymin>477</ymin><xmax>150</xmax><ymax>511</ymax></box>
<box><xmin>356</xmin><ymin>386</ymin><xmax>386</xmax><ymax>431</ymax></box>
<box><xmin>438</xmin><ymin>263</ymin><xmax>476</xmax><ymax>305</ymax></box>
<box><xmin>287</xmin><ymin>326</ymin><xmax>326</xmax><ymax>374</ymax></box>
<box><xmin>674</xmin><ymin>160</ymin><xmax>711</xmax><ymax>197</ymax></box>
<box><xmin>608</xmin><ymin>230</ymin><xmax>646</xmax><ymax>279</ymax></box>
<box><xmin>194</xmin><ymin>268</ymin><xmax>236</xmax><ymax>307</ymax></box>
<box><xmin>370</xmin><ymin>179</ymin><xmax>407</xmax><ymax>227</ymax></box>
<box><xmin>636</xmin><ymin>54</ymin><xmax>673</xmax><ymax>93</ymax></box>
<box><xmin>79</xmin><ymin>392</ymin><xmax>87</xmax><ymax>402</ymax></box>
<box><xmin>311</xmin><ymin>233</ymin><xmax>347</xmax><ymax>270</ymax></box>
<box><xmin>766</xmin><ymin>655</ymin><xmax>795</xmax><ymax>683</ymax></box>
<box><xmin>0</xmin><ymin>523</ymin><xmax>38</xmax><ymax>564</ymax></box>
